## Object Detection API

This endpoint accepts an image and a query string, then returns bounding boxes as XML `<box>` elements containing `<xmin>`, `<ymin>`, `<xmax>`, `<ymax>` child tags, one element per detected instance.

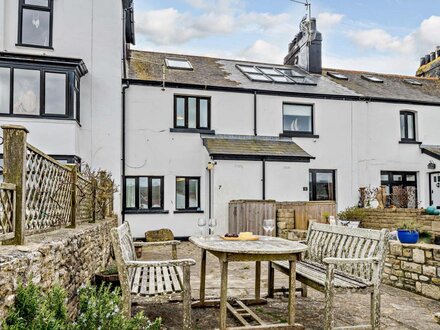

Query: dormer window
<box><xmin>18</xmin><ymin>0</ymin><xmax>53</xmax><ymax>49</ymax></box>
<box><xmin>165</xmin><ymin>58</ymin><xmax>193</xmax><ymax>70</ymax></box>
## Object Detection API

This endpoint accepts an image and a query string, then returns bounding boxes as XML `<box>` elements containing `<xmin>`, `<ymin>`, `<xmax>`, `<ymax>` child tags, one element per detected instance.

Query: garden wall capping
<box><xmin>0</xmin><ymin>218</ymin><xmax>117</xmax><ymax>319</ymax></box>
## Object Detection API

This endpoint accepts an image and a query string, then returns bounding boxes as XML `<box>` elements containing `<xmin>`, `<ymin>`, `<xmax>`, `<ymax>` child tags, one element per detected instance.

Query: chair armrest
<box><xmin>125</xmin><ymin>259</ymin><xmax>196</xmax><ymax>268</ymax></box>
<box><xmin>133</xmin><ymin>240</ymin><xmax>181</xmax><ymax>247</ymax></box>
<box><xmin>323</xmin><ymin>257</ymin><xmax>380</xmax><ymax>265</ymax></box>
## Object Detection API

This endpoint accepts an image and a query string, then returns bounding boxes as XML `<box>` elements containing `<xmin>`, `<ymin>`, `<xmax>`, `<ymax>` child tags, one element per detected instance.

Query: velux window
<box><xmin>125</xmin><ymin>176</ymin><xmax>164</xmax><ymax>210</ymax></box>
<box><xmin>283</xmin><ymin>103</ymin><xmax>314</xmax><ymax>135</ymax></box>
<box><xmin>174</xmin><ymin>96</ymin><xmax>210</xmax><ymax>130</ymax></box>
<box><xmin>18</xmin><ymin>0</ymin><xmax>53</xmax><ymax>48</ymax></box>
<box><xmin>176</xmin><ymin>177</ymin><xmax>200</xmax><ymax>211</ymax></box>
<box><xmin>400</xmin><ymin>111</ymin><xmax>416</xmax><ymax>141</ymax></box>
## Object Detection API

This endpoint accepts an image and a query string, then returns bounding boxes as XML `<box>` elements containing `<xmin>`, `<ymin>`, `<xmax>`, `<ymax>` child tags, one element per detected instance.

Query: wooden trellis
<box><xmin>0</xmin><ymin>183</ymin><xmax>16</xmax><ymax>241</ymax></box>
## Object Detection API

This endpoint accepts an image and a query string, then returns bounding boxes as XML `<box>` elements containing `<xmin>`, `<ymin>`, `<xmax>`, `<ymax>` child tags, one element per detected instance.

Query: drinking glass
<box><xmin>263</xmin><ymin>219</ymin><xmax>275</xmax><ymax>240</ymax></box>
<box><xmin>197</xmin><ymin>218</ymin><xmax>206</xmax><ymax>238</ymax></box>
<box><xmin>208</xmin><ymin>218</ymin><xmax>217</xmax><ymax>239</ymax></box>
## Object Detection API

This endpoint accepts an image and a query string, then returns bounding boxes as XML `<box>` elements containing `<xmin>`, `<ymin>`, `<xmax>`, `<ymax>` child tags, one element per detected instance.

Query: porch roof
<box><xmin>201</xmin><ymin>135</ymin><xmax>314</xmax><ymax>162</ymax></box>
<box><xmin>421</xmin><ymin>145</ymin><xmax>440</xmax><ymax>160</ymax></box>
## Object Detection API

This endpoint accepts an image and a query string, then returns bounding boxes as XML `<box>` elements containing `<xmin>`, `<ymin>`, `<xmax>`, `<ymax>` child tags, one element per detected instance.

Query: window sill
<box><xmin>16</xmin><ymin>43</ymin><xmax>54</xmax><ymax>50</ymax></box>
<box><xmin>399</xmin><ymin>140</ymin><xmax>422</xmax><ymax>145</ymax></box>
<box><xmin>280</xmin><ymin>132</ymin><xmax>319</xmax><ymax>138</ymax></box>
<box><xmin>174</xmin><ymin>209</ymin><xmax>204</xmax><ymax>214</ymax></box>
<box><xmin>123</xmin><ymin>209</ymin><xmax>169</xmax><ymax>214</ymax></box>
<box><xmin>170</xmin><ymin>128</ymin><xmax>215</xmax><ymax>134</ymax></box>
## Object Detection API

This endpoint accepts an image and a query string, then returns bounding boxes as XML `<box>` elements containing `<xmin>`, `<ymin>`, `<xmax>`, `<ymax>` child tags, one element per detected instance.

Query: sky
<box><xmin>133</xmin><ymin>0</ymin><xmax>440</xmax><ymax>75</ymax></box>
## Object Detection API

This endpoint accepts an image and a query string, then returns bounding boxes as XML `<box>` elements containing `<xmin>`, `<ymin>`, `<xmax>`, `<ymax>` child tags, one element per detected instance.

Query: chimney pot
<box><xmin>425</xmin><ymin>54</ymin><xmax>431</xmax><ymax>63</ymax></box>
<box><xmin>420</xmin><ymin>57</ymin><xmax>426</xmax><ymax>66</ymax></box>
<box><xmin>431</xmin><ymin>52</ymin><xmax>436</xmax><ymax>62</ymax></box>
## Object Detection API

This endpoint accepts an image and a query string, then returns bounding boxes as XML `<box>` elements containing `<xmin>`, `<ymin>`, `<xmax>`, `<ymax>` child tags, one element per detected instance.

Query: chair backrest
<box><xmin>111</xmin><ymin>222</ymin><xmax>137</xmax><ymax>264</ymax></box>
<box><xmin>145</xmin><ymin>228</ymin><xmax>174</xmax><ymax>242</ymax></box>
<box><xmin>305</xmin><ymin>222</ymin><xmax>389</xmax><ymax>283</ymax></box>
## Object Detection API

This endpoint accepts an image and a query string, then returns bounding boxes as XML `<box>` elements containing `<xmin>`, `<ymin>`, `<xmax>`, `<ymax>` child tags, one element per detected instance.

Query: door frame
<box><xmin>428</xmin><ymin>171</ymin><xmax>440</xmax><ymax>207</ymax></box>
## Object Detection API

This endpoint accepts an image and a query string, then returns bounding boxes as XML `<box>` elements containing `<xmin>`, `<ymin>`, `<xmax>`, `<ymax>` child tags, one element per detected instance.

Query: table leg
<box><xmin>255</xmin><ymin>261</ymin><xmax>261</xmax><ymax>300</ymax></box>
<box><xmin>200</xmin><ymin>248</ymin><xmax>206</xmax><ymax>304</ymax></box>
<box><xmin>220</xmin><ymin>260</ymin><xmax>229</xmax><ymax>330</ymax></box>
<box><xmin>288</xmin><ymin>260</ymin><xmax>296</xmax><ymax>325</ymax></box>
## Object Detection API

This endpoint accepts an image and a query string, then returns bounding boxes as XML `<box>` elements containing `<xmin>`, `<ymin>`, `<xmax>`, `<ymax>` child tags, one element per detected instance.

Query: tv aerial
<box><xmin>290</xmin><ymin>0</ymin><xmax>313</xmax><ymax>42</ymax></box>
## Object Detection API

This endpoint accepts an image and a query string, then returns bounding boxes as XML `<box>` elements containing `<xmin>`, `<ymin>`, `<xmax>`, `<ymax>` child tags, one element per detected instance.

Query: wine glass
<box><xmin>263</xmin><ymin>219</ymin><xmax>275</xmax><ymax>240</ymax></box>
<box><xmin>197</xmin><ymin>218</ymin><xmax>206</xmax><ymax>238</ymax></box>
<box><xmin>208</xmin><ymin>218</ymin><xmax>217</xmax><ymax>239</ymax></box>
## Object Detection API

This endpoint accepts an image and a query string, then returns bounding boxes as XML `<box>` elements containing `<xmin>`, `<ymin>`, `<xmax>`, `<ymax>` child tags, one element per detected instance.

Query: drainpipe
<box><xmin>262</xmin><ymin>158</ymin><xmax>266</xmax><ymax>200</ymax></box>
<box><xmin>254</xmin><ymin>91</ymin><xmax>257</xmax><ymax>136</ymax></box>
<box><xmin>121</xmin><ymin>82</ymin><xmax>130</xmax><ymax>223</ymax></box>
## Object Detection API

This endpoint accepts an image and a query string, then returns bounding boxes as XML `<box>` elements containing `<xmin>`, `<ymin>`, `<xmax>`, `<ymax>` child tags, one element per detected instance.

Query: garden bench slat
<box><xmin>156</xmin><ymin>266</ymin><xmax>164</xmax><ymax>294</ymax></box>
<box><xmin>169</xmin><ymin>266</ymin><xmax>182</xmax><ymax>291</ymax></box>
<box><xmin>162</xmin><ymin>266</ymin><xmax>173</xmax><ymax>293</ymax></box>
<box><xmin>131</xmin><ymin>267</ymin><xmax>142</xmax><ymax>294</ymax></box>
<box><xmin>148</xmin><ymin>265</ymin><xmax>156</xmax><ymax>295</ymax></box>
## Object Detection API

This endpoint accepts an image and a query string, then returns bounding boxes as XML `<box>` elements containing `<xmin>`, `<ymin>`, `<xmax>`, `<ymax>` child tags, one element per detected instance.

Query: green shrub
<box><xmin>337</xmin><ymin>206</ymin><xmax>366</xmax><ymax>221</ymax></box>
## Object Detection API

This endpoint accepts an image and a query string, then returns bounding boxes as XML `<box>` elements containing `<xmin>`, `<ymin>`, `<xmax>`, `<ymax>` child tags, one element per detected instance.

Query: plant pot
<box><xmin>397</xmin><ymin>229</ymin><xmax>419</xmax><ymax>244</ymax></box>
<box><xmin>94</xmin><ymin>272</ymin><xmax>120</xmax><ymax>289</ymax></box>
<box><xmin>135</xmin><ymin>246</ymin><xmax>142</xmax><ymax>258</ymax></box>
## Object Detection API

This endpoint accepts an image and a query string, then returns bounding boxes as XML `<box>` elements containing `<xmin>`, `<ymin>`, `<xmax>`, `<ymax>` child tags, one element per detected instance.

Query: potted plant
<box><xmin>322</xmin><ymin>212</ymin><xmax>330</xmax><ymax>223</ymax></box>
<box><xmin>397</xmin><ymin>220</ymin><xmax>420</xmax><ymax>244</ymax></box>
<box><xmin>337</xmin><ymin>206</ymin><xmax>366</xmax><ymax>228</ymax></box>
<box><xmin>94</xmin><ymin>263</ymin><xmax>120</xmax><ymax>288</ymax></box>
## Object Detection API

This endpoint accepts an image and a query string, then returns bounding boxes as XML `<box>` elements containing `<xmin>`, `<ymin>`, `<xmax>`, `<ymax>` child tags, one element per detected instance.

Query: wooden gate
<box><xmin>228</xmin><ymin>200</ymin><xmax>277</xmax><ymax>236</ymax></box>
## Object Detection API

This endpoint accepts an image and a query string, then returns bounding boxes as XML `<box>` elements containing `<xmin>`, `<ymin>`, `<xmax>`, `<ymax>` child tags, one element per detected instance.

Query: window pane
<box><xmin>188</xmin><ymin>179</ymin><xmax>199</xmax><ymax>208</ymax></box>
<box><xmin>259</xmin><ymin>68</ymin><xmax>279</xmax><ymax>75</ymax></box>
<box><xmin>0</xmin><ymin>67</ymin><xmax>10</xmax><ymax>114</ymax></box>
<box><xmin>176</xmin><ymin>97</ymin><xmax>185</xmax><ymax>127</ymax></box>
<box><xmin>176</xmin><ymin>178</ymin><xmax>186</xmax><ymax>209</ymax></box>
<box><xmin>283</xmin><ymin>104</ymin><xmax>312</xmax><ymax>132</ymax></box>
<box><xmin>381</xmin><ymin>174</ymin><xmax>389</xmax><ymax>181</ymax></box>
<box><xmin>406</xmin><ymin>174</ymin><xmax>416</xmax><ymax>182</ymax></box>
<box><xmin>393</xmin><ymin>174</ymin><xmax>403</xmax><ymax>181</ymax></box>
<box><xmin>151</xmin><ymin>178</ymin><xmax>162</xmax><ymax>208</ymax></box>
<box><xmin>238</xmin><ymin>66</ymin><xmax>259</xmax><ymax>73</ymax></box>
<box><xmin>45</xmin><ymin>73</ymin><xmax>66</xmax><ymax>115</ymax></box>
<box><xmin>247</xmin><ymin>73</ymin><xmax>270</xmax><ymax>81</ymax></box>
<box><xmin>21</xmin><ymin>9</ymin><xmax>50</xmax><ymax>46</ymax></box>
<box><xmin>25</xmin><ymin>0</ymin><xmax>49</xmax><ymax>6</ymax></box>
<box><xmin>407</xmin><ymin>114</ymin><xmax>415</xmax><ymax>139</ymax></box>
<box><xmin>13</xmin><ymin>69</ymin><xmax>40</xmax><ymax>115</ymax></box>
<box><xmin>315</xmin><ymin>172</ymin><xmax>334</xmax><ymax>200</ymax></box>
<box><xmin>270</xmin><ymin>75</ymin><xmax>291</xmax><ymax>83</ymax></box>
<box><xmin>125</xmin><ymin>178</ymin><xmax>136</xmax><ymax>208</ymax></box>
<box><xmin>200</xmin><ymin>99</ymin><xmax>208</xmax><ymax>128</ymax></box>
<box><xmin>400</xmin><ymin>114</ymin><xmax>405</xmax><ymax>138</ymax></box>
<box><xmin>188</xmin><ymin>97</ymin><xmax>196</xmax><ymax>128</ymax></box>
<box><xmin>139</xmin><ymin>177</ymin><xmax>149</xmax><ymax>209</ymax></box>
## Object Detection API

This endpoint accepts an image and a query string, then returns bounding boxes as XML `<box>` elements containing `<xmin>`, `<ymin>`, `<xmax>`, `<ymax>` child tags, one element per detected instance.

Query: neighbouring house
<box><xmin>1</xmin><ymin>3</ymin><xmax>440</xmax><ymax>238</ymax></box>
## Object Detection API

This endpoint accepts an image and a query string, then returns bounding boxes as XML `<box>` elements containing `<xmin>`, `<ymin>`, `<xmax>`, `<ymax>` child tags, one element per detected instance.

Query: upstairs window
<box><xmin>174</xmin><ymin>95</ymin><xmax>210</xmax><ymax>130</ymax></box>
<box><xmin>283</xmin><ymin>103</ymin><xmax>314</xmax><ymax>135</ymax></box>
<box><xmin>18</xmin><ymin>0</ymin><xmax>53</xmax><ymax>48</ymax></box>
<box><xmin>400</xmin><ymin>111</ymin><xmax>416</xmax><ymax>141</ymax></box>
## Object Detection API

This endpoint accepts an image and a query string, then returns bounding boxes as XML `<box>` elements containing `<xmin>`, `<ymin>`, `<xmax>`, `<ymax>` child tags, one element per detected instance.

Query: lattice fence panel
<box><xmin>25</xmin><ymin>145</ymin><xmax>72</xmax><ymax>232</ymax></box>
<box><xmin>77</xmin><ymin>175</ymin><xmax>93</xmax><ymax>222</ymax></box>
<box><xmin>0</xmin><ymin>184</ymin><xmax>15</xmax><ymax>238</ymax></box>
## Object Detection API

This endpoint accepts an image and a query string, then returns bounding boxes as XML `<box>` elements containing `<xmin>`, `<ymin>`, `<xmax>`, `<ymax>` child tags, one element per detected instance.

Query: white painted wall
<box><xmin>125</xmin><ymin>84</ymin><xmax>440</xmax><ymax>237</ymax></box>
<box><xmin>0</xmin><ymin>0</ymin><xmax>123</xmax><ymax>213</ymax></box>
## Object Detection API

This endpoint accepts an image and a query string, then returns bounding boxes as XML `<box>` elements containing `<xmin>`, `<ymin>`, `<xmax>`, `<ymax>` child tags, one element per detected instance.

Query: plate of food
<box><xmin>220</xmin><ymin>232</ymin><xmax>260</xmax><ymax>241</ymax></box>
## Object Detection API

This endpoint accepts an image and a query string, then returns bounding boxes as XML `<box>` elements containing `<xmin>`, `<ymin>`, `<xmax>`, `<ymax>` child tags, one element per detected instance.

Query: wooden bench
<box><xmin>111</xmin><ymin>223</ymin><xmax>196</xmax><ymax>329</ymax></box>
<box><xmin>268</xmin><ymin>222</ymin><xmax>389</xmax><ymax>330</ymax></box>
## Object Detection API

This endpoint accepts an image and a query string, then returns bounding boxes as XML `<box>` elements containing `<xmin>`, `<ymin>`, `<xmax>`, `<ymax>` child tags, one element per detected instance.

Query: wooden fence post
<box><xmin>67</xmin><ymin>165</ymin><xmax>77</xmax><ymax>228</ymax></box>
<box><xmin>2</xmin><ymin>125</ymin><xmax>28</xmax><ymax>245</ymax></box>
<box><xmin>91</xmin><ymin>178</ymin><xmax>97</xmax><ymax>223</ymax></box>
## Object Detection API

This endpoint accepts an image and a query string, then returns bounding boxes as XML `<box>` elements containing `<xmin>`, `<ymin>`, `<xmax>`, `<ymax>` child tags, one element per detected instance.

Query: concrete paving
<box><xmin>134</xmin><ymin>242</ymin><xmax>440</xmax><ymax>329</ymax></box>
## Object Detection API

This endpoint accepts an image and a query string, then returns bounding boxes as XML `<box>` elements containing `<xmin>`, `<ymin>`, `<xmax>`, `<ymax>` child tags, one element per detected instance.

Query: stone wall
<box><xmin>384</xmin><ymin>242</ymin><xmax>440</xmax><ymax>300</ymax></box>
<box><xmin>361</xmin><ymin>208</ymin><xmax>440</xmax><ymax>237</ymax></box>
<box><xmin>0</xmin><ymin>218</ymin><xmax>116</xmax><ymax>319</ymax></box>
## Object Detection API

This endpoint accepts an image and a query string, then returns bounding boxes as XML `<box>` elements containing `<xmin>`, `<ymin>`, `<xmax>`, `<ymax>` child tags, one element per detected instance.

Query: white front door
<box><xmin>430</xmin><ymin>173</ymin><xmax>440</xmax><ymax>208</ymax></box>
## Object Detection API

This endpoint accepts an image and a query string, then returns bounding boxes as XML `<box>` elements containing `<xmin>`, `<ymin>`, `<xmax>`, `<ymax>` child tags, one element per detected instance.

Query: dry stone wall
<box><xmin>0</xmin><ymin>218</ymin><xmax>116</xmax><ymax>319</ymax></box>
<box><xmin>384</xmin><ymin>242</ymin><xmax>440</xmax><ymax>300</ymax></box>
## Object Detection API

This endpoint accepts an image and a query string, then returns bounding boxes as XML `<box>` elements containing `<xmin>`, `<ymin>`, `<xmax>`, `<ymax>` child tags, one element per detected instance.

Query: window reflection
<box><xmin>13</xmin><ymin>69</ymin><xmax>40</xmax><ymax>115</ymax></box>
<box><xmin>22</xmin><ymin>9</ymin><xmax>50</xmax><ymax>46</ymax></box>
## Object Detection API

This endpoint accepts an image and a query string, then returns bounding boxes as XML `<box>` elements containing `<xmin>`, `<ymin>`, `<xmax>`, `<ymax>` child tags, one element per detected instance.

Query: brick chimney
<box><xmin>284</xmin><ymin>17</ymin><xmax>322</xmax><ymax>74</ymax></box>
<box><xmin>416</xmin><ymin>46</ymin><xmax>440</xmax><ymax>78</ymax></box>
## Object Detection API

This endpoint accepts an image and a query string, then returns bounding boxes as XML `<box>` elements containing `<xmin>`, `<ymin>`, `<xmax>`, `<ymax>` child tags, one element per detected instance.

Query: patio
<box><xmin>135</xmin><ymin>242</ymin><xmax>440</xmax><ymax>330</ymax></box>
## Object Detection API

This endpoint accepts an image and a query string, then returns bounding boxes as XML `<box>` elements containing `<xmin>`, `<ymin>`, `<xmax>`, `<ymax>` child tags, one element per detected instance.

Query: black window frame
<box><xmin>17</xmin><ymin>0</ymin><xmax>54</xmax><ymax>49</ymax></box>
<box><xmin>173</xmin><ymin>95</ymin><xmax>211</xmax><ymax>130</ymax></box>
<box><xmin>309</xmin><ymin>169</ymin><xmax>336</xmax><ymax>201</ymax></box>
<box><xmin>400</xmin><ymin>111</ymin><xmax>416</xmax><ymax>142</ymax></box>
<box><xmin>282</xmin><ymin>102</ymin><xmax>315</xmax><ymax>137</ymax></box>
<box><xmin>0</xmin><ymin>63</ymin><xmax>80</xmax><ymax>122</ymax></box>
<box><xmin>175</xmin><ymin>176</ymin><xmax>201</xmax><ymax>211</ymax></box>
<box><xmin>380</xmin><ymin>171</ymin><xmax>418</xmax><ymax>207</ymax></box>
<box><xmin>124</xmin><ymin>176</ymin><xmax>165</xmax><ymax>213</ymax></box>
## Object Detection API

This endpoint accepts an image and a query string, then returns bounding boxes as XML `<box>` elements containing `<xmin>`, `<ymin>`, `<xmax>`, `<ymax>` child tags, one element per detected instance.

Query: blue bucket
<box><xmin>397</xmin><ymin>230</ymin><xmax>419</xmax><ymax>244</ymax></box>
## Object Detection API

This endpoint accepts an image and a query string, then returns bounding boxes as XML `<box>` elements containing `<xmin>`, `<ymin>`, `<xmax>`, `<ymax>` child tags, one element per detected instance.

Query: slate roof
<box><xmin>421</xmin><ymin>145</ymin><xmax>440</xmax><ymax>160</ymax></box>
<box><xmin>127</xmin><ymin>49</ymin><xmax>440</xmax><ymax>104</ymax></box>
<box><xmin>202</xmin><ymin>135</ymin><xmax>313</xmax><ymax>161</ymax></box>
<box><xmin>322</xmin><ymin>69</ymin><xmax>440</xmax><ymax>104</ymax></box>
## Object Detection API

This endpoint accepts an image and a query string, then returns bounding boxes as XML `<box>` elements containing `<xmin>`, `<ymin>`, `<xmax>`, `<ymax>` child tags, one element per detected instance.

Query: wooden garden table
<box><xmin>189</xmin><ymin>236</ymin><xmax>307</xmax><ymax>330</ymax></box>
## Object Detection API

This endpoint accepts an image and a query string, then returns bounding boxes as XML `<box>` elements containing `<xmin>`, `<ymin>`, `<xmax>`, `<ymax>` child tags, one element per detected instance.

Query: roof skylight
<box><xmin>361</xmin><ymin>74</ymin><xmax>383</xmax><ymax>83</ymax></box>
<box><xmin>165</xmin><ymin>58</ymin><xmax>193</xmax><ymax>70</ymax></box>
<box><xmin>236</xmin><ymin>64</ymin><xmax>316</xmax><ymax>85</ymax></box>
<box><xmin>327</xmin><ymin>71</ymin><xmax>348</xmax><ymax>80</ymax></box>
<box><xmin>403</xmin><ymin>79</ymin><xmax>422</xmax><ymax>86</ymax></box>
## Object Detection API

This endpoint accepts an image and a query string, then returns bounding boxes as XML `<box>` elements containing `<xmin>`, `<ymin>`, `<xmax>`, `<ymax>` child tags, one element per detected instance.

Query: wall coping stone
<box><xmin>389</xmin><ymin>241</ymin><xmax>440</xmax><ymax>251</ymax></box>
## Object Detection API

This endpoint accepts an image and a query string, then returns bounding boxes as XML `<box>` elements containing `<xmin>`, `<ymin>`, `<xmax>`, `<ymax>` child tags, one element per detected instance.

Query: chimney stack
<box><xmin>284</xmin><ymin>17</ymin><xmax>322</xmax><ymax>74</ymax></box>
<box><xmin>416</xmin><ymin>46</ymin><xmax>440</xmax><ymax>78</ymax></box>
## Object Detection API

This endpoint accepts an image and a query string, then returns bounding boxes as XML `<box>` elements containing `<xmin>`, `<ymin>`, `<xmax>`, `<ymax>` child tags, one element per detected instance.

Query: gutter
<box><xmin>121</xmin><ymin>82</ymin><xmax>130</xmax><ymax>223</ymax></box>
<box><xmin>254</xmin><ymin>91</ymin><xmax>257</xmax><ymax>136</ymax></box>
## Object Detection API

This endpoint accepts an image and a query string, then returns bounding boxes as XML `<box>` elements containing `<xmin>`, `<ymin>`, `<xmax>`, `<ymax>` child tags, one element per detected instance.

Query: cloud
<box><xmin>238</xmin><ymin>39</ymin><xmax>285</xmax><ymax>64</ymax></box>
<box><xmin>317</xmin><ymin>12</ymin><xmax>344</xmax><ymax>31</ymax></box>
